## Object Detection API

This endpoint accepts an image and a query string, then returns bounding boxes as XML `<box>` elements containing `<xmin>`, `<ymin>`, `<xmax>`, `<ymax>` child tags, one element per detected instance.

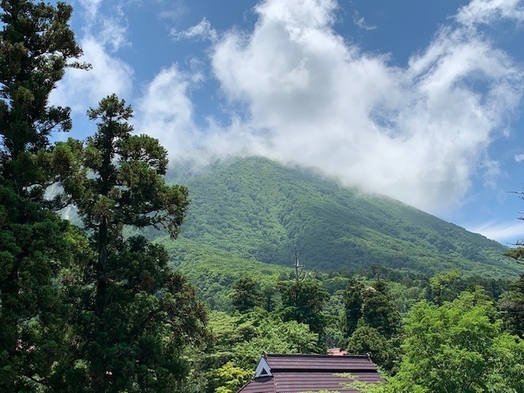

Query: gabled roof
<box><xmin>238</xmin><ymin>353</ymin><xmax>382</xmax><ymax>393</ymax></box>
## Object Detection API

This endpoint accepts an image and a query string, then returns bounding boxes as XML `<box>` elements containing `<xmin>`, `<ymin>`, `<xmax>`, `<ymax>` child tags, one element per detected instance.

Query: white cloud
<box><xmin>515</xmin><ymin>153</ymin><xmax>524</xmax><ymax>162</ymax></box>
<box><xmin>51</xmin><ymin>1</ymin><xmax>133</xmax><ymax>115</ymax></box>
<box><xmin>98</xmin><ymin>14</ymin><xmax>130</xmax><ymax>52</ymax></box>
<box><xmin>201</xmin><ymin>0</ymin><xmax>523</xmax><ymax>213</ymax></box>
<box><xmin>456</xmin><ymin>0</ymin><xmax>524</xmax><ymax>27</ymax></box>
<box><xmin>172</xmin><ymin>17</ymin><xmax>218</xmax><ymax>42</ymax></box>
<box><xmin>76</xmin><ymin>0</ymin><xmax>130</xmax><ymax>52</ymax></box>
<box><xmin>50</xmin><ymin>36</ymin><xmax>133</xmax><ymax>113</ymax></box>
<box><xmin>78</xmin><ymin>0</ymin><xmax>103</xmax><ymax>21</ymax></box>
<box><xmin>136</xmin><ymin>65</ymin><xmax>203</xmax><ymax>160</ymax></box>
<box><xmin>353</xmin><ymin>11</ymin><xmax>376</xmax><ymax>31</ymax></box>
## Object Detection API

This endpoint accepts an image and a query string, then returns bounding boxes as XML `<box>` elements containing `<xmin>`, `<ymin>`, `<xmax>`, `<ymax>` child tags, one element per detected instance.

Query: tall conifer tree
<box><xmin>0</xmin><ymin>1</ymin><xmax>84</xmax><ymax>390</ymax></box>
<box><xmin>53</xmin><ymin>95</ymin><xmax>208</xmax><ymax>392</ymax></box>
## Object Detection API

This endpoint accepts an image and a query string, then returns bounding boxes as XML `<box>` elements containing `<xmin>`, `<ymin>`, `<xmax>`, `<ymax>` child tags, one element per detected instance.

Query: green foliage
<box><xmin>428</xmin><ymin>269</ymin><xmax>466</xmax><ymax>305</ymax></box>
<box><xmin>53</xmin><ymin>94</ymin><xmax>189</xmax><ymax>239</ymax></box>
<box><xmin>347</xmin><ymin>322</ymin><xmax>399</xmax><ymax>373</ymax></box>
<box><xmin>0</xmin><ymin>186</ymin><xmax>77</xmax><ymax>391</ymax></box>
<box><xmin>51</xmin><ymin>95</ymin><xmax>208</xmax><ymax>391</ymax></box>
<box><xmin>344</xmin><ymin>279</ymin><xmax>400</xmax><ymax>339</ymax></box>
<box><xmin>499</xmin><ymin>274</ymin><xmax>524</xmax><ymax>338</ymax></box>
<box><xmin>214</xmin><ymin>362</ymin><xmax>253</xmax><ymax>393</ymax></box>
<box><xmin>0</xmin><ymin>1</ymin><xmax>85</xmax><ymax>390</ymax></box>
<box><xmin>203</xmin><ymin>309</ymin><xmax>318</xmax><ymax>392</ymax></box>
<box><xmin>159</xmin><ymin>237</ymin><xmax>289</xmax><ymax>310</ymax></box>
<box><xmin>279</xmin><ymin>279</ymin><xmax>330</xmax><ymax>343</ymax></box>
<box><xmin>344</xmin><ymin>279</ymin><xmax>365</xmax><ymax>337</ymax></box>
<box><xmin>344</xmin><ymin>280</ymin><xmax>401</xmax><ymax>372</ymax></box>
<box><xmin>379</xmin><ymin>290</ymin><xmax>524</xmax><ymax>393</ymax></box>
<box><xmin>165</xmin><ymin>157</ymin><xmax>522</xmax><ymax>279</ymax></box>
<box><xmin>230</xmin><ymin>277</ymin><xmax>264</xmax><ymax>313</ymax></box>
<box><xmin>0</xmin><ymin>0</ymin><xmax>86</xmax><ymax>195</ymax></box>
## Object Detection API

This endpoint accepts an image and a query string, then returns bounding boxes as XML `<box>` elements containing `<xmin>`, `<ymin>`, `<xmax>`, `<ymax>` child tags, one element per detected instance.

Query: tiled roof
<box><xmin>238</xmin><ymin>354</ymin><xmax>382</xmax><ymax>393</ymax></box>
<box><xmin>265</xmin><ymin>354</ymin><xmax>377</xmax><ymax>372</ymax></box>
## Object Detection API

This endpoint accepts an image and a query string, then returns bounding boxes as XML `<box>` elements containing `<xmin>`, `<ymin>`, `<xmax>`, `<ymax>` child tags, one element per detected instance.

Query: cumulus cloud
<box><xmin>50</xmin><ymin>36</ymin><xmax>133</xmax><ymax>113</ymax></box>
<box><xmin>515</xmin><ymin>153</ymin><xmax>524</xmax><ymax>162</ymax></box>
<box><xmin>133</xmin><ymin>0</ymin><xmax>524</xmax><ymax>214</ymax></box>
<box><xmin>136</xmin><ymin>65</ymin><xmax>203</xmax><ymax>160</ymax></box>
<box><xmin>51</xmin><ymin>1</ymin><xmax>133</xmax><ymax>115</ymax></box>
<box><xmin>200</xmin><ymin>0</ymin><xmax>523</xmax><ymax>213</ymax></box>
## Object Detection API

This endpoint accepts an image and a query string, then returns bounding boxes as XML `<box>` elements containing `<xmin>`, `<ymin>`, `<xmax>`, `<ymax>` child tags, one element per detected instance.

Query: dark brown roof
<box><xmin>238</xmin><ymin>354</ymin><xmax>382</xmax><ymax>393</ymax></box>
<box><xmin>265</xmin><ymin>354</ymin><xmax>377</xmax><ymax>372</ymax></box>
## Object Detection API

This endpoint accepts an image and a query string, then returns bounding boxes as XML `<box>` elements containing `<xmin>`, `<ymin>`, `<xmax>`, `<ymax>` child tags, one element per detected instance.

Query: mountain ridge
<box><xmin>160</xmin><ymin>156</ymin><xmax>523</xmax><ymax>279</ymax></box>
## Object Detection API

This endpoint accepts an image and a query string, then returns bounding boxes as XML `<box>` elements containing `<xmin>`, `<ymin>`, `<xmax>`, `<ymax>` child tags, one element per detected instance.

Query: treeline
<box><xmin>197</xmin><ymin>271</ymin><xmax>524</xmax><ymax>392</ymax></box>
<box><xmin>0</xmin><ymin>2</ymin><xmax>206</xmax><ymax>392</ymax></box>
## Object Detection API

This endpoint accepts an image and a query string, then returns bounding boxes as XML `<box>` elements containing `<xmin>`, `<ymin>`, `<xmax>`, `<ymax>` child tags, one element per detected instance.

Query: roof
<box><xmin>238</xmin><ymin>354</ymin><xmax>382</xmax><ymax>393</ymax></box>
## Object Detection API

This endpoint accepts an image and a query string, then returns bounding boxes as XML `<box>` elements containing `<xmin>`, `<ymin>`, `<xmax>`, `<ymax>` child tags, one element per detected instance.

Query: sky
<box><xmin>50</xmin><ymin>0</ymin><xmax>524</xmax><ymax>244</ymax></box>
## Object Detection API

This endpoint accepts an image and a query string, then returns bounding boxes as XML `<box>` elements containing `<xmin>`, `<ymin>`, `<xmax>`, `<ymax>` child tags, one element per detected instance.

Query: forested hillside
<box><xmin>3</xmin><ymin>1</ymin><xmax>524</xmax><ymax>393</ymax></box>
<box><xmin>160</xmin><ymin>156</ymin><xmax>522</xmax><ymax>279</ymax></box>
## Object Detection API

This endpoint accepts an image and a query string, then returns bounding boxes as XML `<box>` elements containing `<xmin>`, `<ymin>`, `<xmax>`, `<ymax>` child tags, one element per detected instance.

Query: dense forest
<box><xmin>1</xmin><ymin>1</ymin><xmax>524</xmax><ymax>393</ymax></box>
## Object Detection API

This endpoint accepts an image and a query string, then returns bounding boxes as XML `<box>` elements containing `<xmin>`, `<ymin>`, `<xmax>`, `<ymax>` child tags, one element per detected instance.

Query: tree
<box><xmin>0</xmin><ymin>0</ymin><xmax>86</xmax><ymax>197</ymax></box>
<box><xmin>428</xmin><ymin>269</ymin><xmax>463</xmax><ymax>305</ymax></box>
<box><xmin>378</xmin><ymin>290</ymin><xmax>524</xmax><ymax>393</ymax></box>
<box><xmin>0</xmin><ymin>188</ymin><xmax>77</xmax><ymax>391</ymax></box>
<box><xmin>344</xmin><ymin>280</ymin><xmax>401</xmax><ymax>372</ymax></box>
<box><xmin>52</xmin><ymin>95</ymin><xmax>208</xmax><ymax>392</ymax></box>
<box><xmin>347</xmin><ymin>322</ymin><xmax>399</xmax><ymax>373</ymax></box>
<box><xmin>204</xmin><ymin>309</ymin><xmax>319</xmax><ymax>393</ymax></box>
<box><xmin>343</xmin><ymin>279</ymin><xmax>400</xmax><ymax>339</ymax></box>
<box><xmin>343</xmin><ymin>278</ymin><xmax>365</xmax><ymax>337</ymax></box>
<box><xmin>0</xmin><ymin>1</ymin><xmax>85</xmax><ymax>390</ymax></box>
<box><xmin>499</xmin><ymin>274</ymin><xmax>524</xmax><ymax>338</ymax></box>
<box><xmin>360</xmin><ymin>281</ymin><xmax>400</xmax><ymax>339</ymax></box>
<box><xmin>230</xmin><ymin>277</ymin><xmax>264</xmax><ymax>313</ymax></box>
<box><xmin>279</xmin><ymin>279</ymin><xmax>329</xmax><ymax>344</ymax></box>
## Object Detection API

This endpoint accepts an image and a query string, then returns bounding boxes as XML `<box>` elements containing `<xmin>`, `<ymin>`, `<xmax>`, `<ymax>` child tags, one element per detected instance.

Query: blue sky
<box><xmin>51</xmin><ymin>0</ymin><xmax>524</xmax><ymax>244</ymax></box>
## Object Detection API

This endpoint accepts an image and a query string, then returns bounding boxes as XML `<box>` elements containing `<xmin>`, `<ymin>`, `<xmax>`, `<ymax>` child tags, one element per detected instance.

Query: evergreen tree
<box><xmin>53</xmin><ymin>95</ymin><xmax>208</xmax><ymax>392</ymax></box>
<box><xmin>343</xmin><ymin>278</ymin><xmax>365</xmax><ymax>337</ymax></box>
<box><xmin>0</xmin><ymin>1</ymin><xmax>85</xmax><ymax>390</ymax></box>
<box><xmin>499</xmin><ymin>274</ymin><xmax>524</xmax><ymax>338</ymax></box>
<box><xmin>0</xmin><ymin>0</ymin><xmax>86</xmax><ymax>197</ymax></box>
<box><xmin>346</xmin><ymin>321</ymin><xmax>398</xmax><ymax>372</ymax></box>
<box><xmin>279</xmin><ymin>279</ymin><xmax>329</xmax><ymax>344</ymax></box>
<box><xmin>230</xmin><ymin>277</ymin><xmax>264</xmax><ymax>313</ymax></box>
<box><xmin>360</xmin><ymin>281</ymin><xmax>400</xmax><ymax>339</ymax></box>
<box><xmin>344</xmin><ymin>280</ymin><xmax>400</xmax><ymax>340</ymax></box>
<box><xmin>344</xmin><ymin>280</ymin><xmax>401</xmax><ymax>372</ymax></box>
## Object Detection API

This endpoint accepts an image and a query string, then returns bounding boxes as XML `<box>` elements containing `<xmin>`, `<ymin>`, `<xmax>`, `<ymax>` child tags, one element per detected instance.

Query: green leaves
<box><xmin>46</xmin><ymin>94</ymin><xmax>207</xmax><ymax>391</ymax></box>
<box><xmin>0</xmin><ymin>0</ymin><xmax>86</xmax><ymax>193</ymax></box>
<box><xmin>385</xmin><ymin>290</ymin><xmax>524</xmax><ymax>393</ymax></box>
<box><xmin>54</xmin><ymin>94</ymin><xmax>190</xmax><ymax>240</ymax></box>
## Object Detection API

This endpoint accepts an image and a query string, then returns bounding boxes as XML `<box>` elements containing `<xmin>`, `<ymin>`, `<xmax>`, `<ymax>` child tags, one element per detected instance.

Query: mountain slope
<box><xmin>162</xmin><ymin>157</ymin><xmax>523</xmax><ymax>279</ymax></box>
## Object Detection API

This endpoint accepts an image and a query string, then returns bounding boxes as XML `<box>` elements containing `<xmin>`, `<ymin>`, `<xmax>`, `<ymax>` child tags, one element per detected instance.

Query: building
<box><xmin>238</xmin><ymin>353</ymin><xmax>382</xmax><ymax>393</ymax></box>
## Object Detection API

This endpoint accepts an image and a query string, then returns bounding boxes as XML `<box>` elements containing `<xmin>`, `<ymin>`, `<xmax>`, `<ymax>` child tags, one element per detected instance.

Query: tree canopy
<box><xmin>50</xmin><ymin>95</ymin><xmax>207</xmax><ymax>391</ymax></box>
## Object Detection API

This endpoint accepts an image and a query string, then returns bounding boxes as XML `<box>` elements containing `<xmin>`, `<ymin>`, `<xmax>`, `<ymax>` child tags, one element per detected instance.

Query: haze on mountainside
<box><xmin>51</xmin><ymin>0</ymin><xmax>524</xmax><ymax>244</ymax></box>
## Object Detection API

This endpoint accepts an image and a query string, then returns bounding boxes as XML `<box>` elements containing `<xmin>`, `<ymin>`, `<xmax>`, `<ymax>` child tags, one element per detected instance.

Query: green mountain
<box><xmin>158</xmin><ymin>156</ymin><xmax>523</xmax><ymax>281</ymax></box>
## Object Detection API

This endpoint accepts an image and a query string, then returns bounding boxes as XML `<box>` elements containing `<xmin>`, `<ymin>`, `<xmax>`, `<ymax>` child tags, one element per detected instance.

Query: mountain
<box><xmin>158</xmin><ymin>156</ymin><xmax>523</xmax><ymax>280</ymax></box>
